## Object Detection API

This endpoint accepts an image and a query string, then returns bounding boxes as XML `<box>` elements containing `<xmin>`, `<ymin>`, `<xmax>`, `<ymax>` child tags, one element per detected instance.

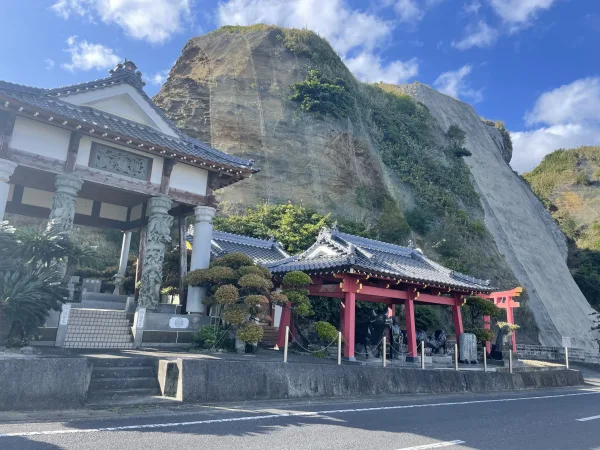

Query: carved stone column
<box><xmin>0</xmin><ymin>159</ymin><xmax>17</xmax><ymax>220</ymax></box>
<box><xmin>138</xmin><ymin>196</ymin><xmax>173</xmax><ymax>309</ymax></box>
<box><xmin>187</xmin><ymin>206</ymin><xmax>216</xmax><ymax>314</ymax></box>
<box><xmin>47</xmin><ymin>174</ymin><xmax>83</xmax><ymax>234</ymax></box>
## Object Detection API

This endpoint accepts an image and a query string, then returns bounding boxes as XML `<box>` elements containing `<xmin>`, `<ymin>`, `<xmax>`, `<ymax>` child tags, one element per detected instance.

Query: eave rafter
<box><xmin>0</xmin><ymin>98</ymin><xmax>254</xmax><ymax>187</ymax></box>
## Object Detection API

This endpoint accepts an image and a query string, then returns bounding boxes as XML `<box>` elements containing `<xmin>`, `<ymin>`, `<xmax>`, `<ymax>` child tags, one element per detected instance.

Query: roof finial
<box><xmin>109</xmin><ymin>59</ymin><xmax>146</xmax><ymax>88</ymax></box>
<box><xmin>408</xmin><ymin>239</ymin><xmax>415</xmax><ymax>249</ymax></box>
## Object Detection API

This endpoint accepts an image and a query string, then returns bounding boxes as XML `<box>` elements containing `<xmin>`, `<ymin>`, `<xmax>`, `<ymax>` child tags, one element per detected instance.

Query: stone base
<box><xmin>406</xmin><ymin>355</ymin><xmax>432</xmax><ymax>364</ymax></box>
<box><xmin>432</xmin><ymin>355</ymin><xmax>453</xmax><ymax>364</ymax></box>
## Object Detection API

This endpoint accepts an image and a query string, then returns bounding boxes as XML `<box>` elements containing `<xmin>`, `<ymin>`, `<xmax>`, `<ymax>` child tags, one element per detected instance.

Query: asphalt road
<box><xmin>1</xmin><ymin>386</ymin><xmax>600</xmax><ymax>450</ymax></box>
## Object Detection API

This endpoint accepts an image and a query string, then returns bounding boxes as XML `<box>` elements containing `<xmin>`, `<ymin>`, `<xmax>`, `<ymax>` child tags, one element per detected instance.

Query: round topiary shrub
<box><xmin>237</xmin><ymin>322</ymin><xmax>264</xmax><ymax>344</ymax></box>
<box><xmin>245</xmin><ymin>295</ymin><xmax>269</xmax><ymax>308</ymax></box>
<box><xmin>214</xmin><ymin>284</ymin><xmax>239</xmax><ymax>305</ymax></box>
<box><xmin>238</xmin><ymin>265</ymin><xmax>272</xmax><ymax>278</ymax></box>
<box><xmin>211</xmin><ymin>252</ymin><xmax>255</xmax><ymax>270</ymax></box>
<box><xmin>315</xmin><ymin>321</ymin><xmax>338</xmax><ymax>344</ymax></box>
<box><xmin>185</xmin><ymin>268</ymin><xmax>211</xmax><ymax>286</ymax></box>
<box><xmin>269</xmin><ymin>292</ymin><xmax>288</xmax><ymax>306</ymax></box>
<box><xmin>207</xmin><ymin>266</ymin><xmax>238</xmax><ymax>284</ymax></box>
<box><xmin>238</xmin><ymin>274</ymin><xmax>273</xmax><ymax>291</ymax></box>
<box><xmin>221</xmin><ymin>304</ymin><xmax>248</xmax><ymax>325</ymax></box>
<box><xmin>282</xmin><ymin>271</ymin><xmax>312</xmax><ymax>288</ymax></box>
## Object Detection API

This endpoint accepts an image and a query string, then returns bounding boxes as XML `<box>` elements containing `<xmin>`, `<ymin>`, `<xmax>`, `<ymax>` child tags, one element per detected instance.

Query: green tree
<box><xmin>447</xmin><ymin>124</ymin><xmax>466</xmax><ymax>148</ymax></box>
<box><xmin>290</xmin><ymin>69</ymin><xmax>353</xmax><ymax>118</ymax></box>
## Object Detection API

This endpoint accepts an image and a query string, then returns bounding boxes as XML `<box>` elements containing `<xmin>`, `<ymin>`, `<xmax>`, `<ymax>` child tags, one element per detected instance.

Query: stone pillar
<box><xmin>0</xmin><ymin>159</ymin><xmax>17</xmax><ymax>220</ymax></box>
<box><xmin>113</xmin><ymin>231</ymin><xmax>132</xmax><ymax>294</ymax></box>
<box><xmin>187</xmin><ymin>206</ymin><xmax>216</xmax><ymax>314</ymax></box>
<box><xmin>47</xmin><ymin>174</ymin><xmax>83</xmax><ymax>234</ymax></box>
<box><xmin>138</xmin><ymin>196</ymin><xmax>173</xmax><ymax>310</ymax></box>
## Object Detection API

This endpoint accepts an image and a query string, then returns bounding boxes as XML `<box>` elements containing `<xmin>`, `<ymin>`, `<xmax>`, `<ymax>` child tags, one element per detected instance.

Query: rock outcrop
<box><xmin>155</xmin><ymin>25</ymin><xmax>599</xmax><ymax>350</ymax></box>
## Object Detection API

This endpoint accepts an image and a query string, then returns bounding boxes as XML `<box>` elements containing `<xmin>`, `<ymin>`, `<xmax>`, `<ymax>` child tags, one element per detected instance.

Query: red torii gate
<box><xmin>482</xmin><ymin>287</ymin><xmax>522</xmax><ymax>353</ymax></box>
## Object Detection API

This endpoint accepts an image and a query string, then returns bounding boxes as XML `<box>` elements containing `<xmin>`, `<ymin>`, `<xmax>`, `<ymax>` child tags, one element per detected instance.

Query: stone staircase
<box><xmin>86</xmin><ymin>357</ymin><xmax>164</xmax><ymax>407</ymax></box>
<box><xmin>260</xmin><ymin>325</ymin><xmax>278</xmax><ymax>348</ymax></box>
<box><xmin>64</xmin><ymin>309</ymin><xmax>134</xmax><ymax>349</ymax></box>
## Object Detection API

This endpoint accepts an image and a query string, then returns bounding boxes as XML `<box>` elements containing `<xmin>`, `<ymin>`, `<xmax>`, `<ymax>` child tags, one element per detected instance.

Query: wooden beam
<box><xmin>64</xmin><ymin>131</ymin><xmax>82</xmax><ymax>172</ymax></box>
<box><xmin>160</xmin><ymin>159</ymin><xmax>175</xmax><ymax>195</ymax></box>
<box><xmin>0</xmin><ymin>110</ymin><xmax>16</xmax><ymax>158</ymax></box>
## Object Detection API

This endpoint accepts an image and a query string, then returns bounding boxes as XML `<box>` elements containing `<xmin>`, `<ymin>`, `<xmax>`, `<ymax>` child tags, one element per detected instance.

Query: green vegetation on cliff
<box><xmin>524</xmin><ymin>146</ymin><xmax>600</xmax><ymax>312</ymax></box>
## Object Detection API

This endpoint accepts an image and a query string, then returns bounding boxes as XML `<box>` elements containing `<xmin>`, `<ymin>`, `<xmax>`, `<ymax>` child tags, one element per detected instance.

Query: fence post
<box><xmin>454</xmin><ymin>344</ymin><xmax>458</xmax><ymax>371</ymax></box>
<box><xmin>483</xmin><ymin>347</ymin><xmax>487</xmax><ymax>373</ymax></box>
<box><xmin>565</xmin><ymin>346</ymin><xmax>569</xmax><ymax>369</ymax></box>
<box><xmin>421</xmin><ymin>341</ymin><xmax>425</xmax><ymax>369</ymax></box>
<box><xmin>383</xmin><ymin>336</ymin><xmax>387</xmax><ymax>368</ymax></box>
<box><xmin>283</xmin><ymin>326</ymin><xmax>289</xmax><ymax>363</ymax></box>
<box><xmin>338</xmin><ymin>332</ymin><xmax>342</xmax><ymax>365</ymax></box>
<box><xmin>509</xmin><ymin>349</ymin><xmax>513</xmax><ymax>374</ymax></box>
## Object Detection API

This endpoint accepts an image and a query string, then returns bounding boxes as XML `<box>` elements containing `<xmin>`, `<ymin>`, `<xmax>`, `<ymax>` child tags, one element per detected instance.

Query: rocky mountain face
<box><xmin>154</xmin><ymin>25</ymin><xmax>599</xmax><ymax>350</ymax></box>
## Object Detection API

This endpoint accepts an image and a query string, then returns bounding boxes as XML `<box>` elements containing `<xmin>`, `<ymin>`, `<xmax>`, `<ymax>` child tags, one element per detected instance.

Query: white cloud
<box><xmin>62</xmin><ymin>36</ymin><xmax>121</xmax><ymax>72</ymax></box>
<box><xmin>511</xmin><ymin>124</ymin><xmax>600</xmax><ymax>173</ymax></box>
<box><xmin>145</xmin><ymin>69</ymin><xmax>170</xmax><ymax>86</ymax></box>
<box><xmin>452</xmin><ymin>20</ymin><xmax>499</xmax><ymax>50</ymax></box>
<box><xmin>525</xmin><ymin>77</ymin><xmax>600</xmax><ymax>126</ymax></box>
<box><xmin>217</xmin><ymin>0</ymin><xmax>416</xmax><ymax>84</ymax></box>
<box><xmin>463</xmin><ymin>0</ymin><xmax>482</xmax><ymax>15</ymax></box>
<box><xmin>489</xmin><ymin>0</ymin><xmax>555</xmax><ymax>25</ymax></box>
<box><xmin>44</xmin><ymin>58</ymin><xmax>56</xmax><ymax>70</ymax></box>
<box><xmin>510</xmin><ymin>77</ymin><xmax>600</xmax><ymax>172</ymax></box>
<box><xmin>51</xmin><ymin>0</ymin><xmax>190</xmax><ymax>44</ymax></box>
<box><xmin>394</xmin><ymin>0</ymin><xmax>424</xmax><ymax>22</ymax></box>
<box><xmin>346</xmin><ymin>53</ymin><xmax>418</xmax><ymax>84</ymax></box>
<box><xmin>433</xmin><ymin>65</ymin><xmax>483</xmax><ymax>102</ymax></box>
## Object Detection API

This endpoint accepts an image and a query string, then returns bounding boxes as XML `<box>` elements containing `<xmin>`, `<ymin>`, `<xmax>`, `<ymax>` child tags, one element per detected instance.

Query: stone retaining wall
<box><xmin>163</xmin><ymin>360</ymin><xmax>584</xmax><ymax>403</ymax></box>
<box><xmin>517</xmin><ymin>345</ymin><xmax>600</xmax><ymax>365</ymax></box>
<box><xmin>0</xmin><ymin>357</ymin><xmax>92</xmax><ymax>411</ymax></box>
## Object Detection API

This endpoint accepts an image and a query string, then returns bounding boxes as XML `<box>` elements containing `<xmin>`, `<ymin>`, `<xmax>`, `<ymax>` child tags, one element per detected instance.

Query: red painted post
<box><xmin>405</xmin><ymin>294</ymin><xmax>417</xmax><ymax>359</ymax></box>
<box><xmin>276</xmin><ymin>303</ymin><xmax>292</xmax><ymax>349</ymax></box>
<box><xmin>484</xmin><ymin>315</ymin><xmax>491</xmax><ymax>354</ymax></box>
<box><xmin>452</xmin><ymin>296</ymin><xmax>464</xmax><ymax>353</ymax></box>
<box><xmin>507</xmin><ymin>299</ymin><xmax>517</xmax><ymax>353</ymax></box>
<box><xmin>339</xmin><ymin>301</ymin><xmax>345</xmax><ymax>336</ymax></box>
<box><xmin>343</xmin><ymin>291</ymin><xmax>356</xmax><ymax>360</ymax></box>
<box><xmin>387</xmin><ymin>303</ymin><xmax>395</xmax><ymax>318</ymax></box>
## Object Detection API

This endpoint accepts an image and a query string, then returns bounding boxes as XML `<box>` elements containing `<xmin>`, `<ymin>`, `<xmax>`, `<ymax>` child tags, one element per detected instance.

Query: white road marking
<box><xmin>576</xmin><ymin>415</ymin><xmax>600</xmax><ymax>422</ymax></box>
<box><xmin>396</xmin><ymin>441</ymin><xmax>466</xmax><ymax>449</ymax></box>
<box><xmin>1</xmin><ymin>391</ymin><xmax>599</xmax><ymax>438</ymax></box>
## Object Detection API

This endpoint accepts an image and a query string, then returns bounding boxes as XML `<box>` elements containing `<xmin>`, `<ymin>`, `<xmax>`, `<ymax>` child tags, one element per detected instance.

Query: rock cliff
<box><xmin>154</xmin><ymin>25</ymin><xmax>599</xmax><ymax>350</ymax></box>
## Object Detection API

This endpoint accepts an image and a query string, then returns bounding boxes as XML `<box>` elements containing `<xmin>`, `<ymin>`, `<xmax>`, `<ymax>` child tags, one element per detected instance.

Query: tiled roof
<box><xmin>0</xmin><ymin>62</ymin><xmax>256</xmax><ymax>172</ymax></box>
<box><xmin>187</xmin><ymin>229</ymin><xmax>290</xmax><ymax>265</ymax></box>
<box><xmin>266</xmin><ymin>226</ymin><xmax>493</xmax><ymax>292</ymax></box>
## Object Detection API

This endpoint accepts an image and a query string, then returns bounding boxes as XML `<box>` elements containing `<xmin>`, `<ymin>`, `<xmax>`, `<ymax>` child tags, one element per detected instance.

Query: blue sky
<box><xmin>1</xmin><ymin>0</ymin><xmax>599</xmax><ymax>172</ymax></box>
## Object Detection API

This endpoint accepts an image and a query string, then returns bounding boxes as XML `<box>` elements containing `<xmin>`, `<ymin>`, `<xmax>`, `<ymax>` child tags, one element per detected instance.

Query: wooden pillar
<box><xmin>64</xmin><ymin>131</ymin><xmax>82</xmax><ymax>172</ymax></box>
<box><xmin>339</xmin><ymin>300</ymin><xmax>345</xmax><ymax>335</ymax></box>
<box><xmin>134</xmin><ymin>226</ymin><xmax>147</xmax><ymax>299</ymax></box>
<box><xmin>507</xmin><ymin>299</ymin><xmax>517</xmax><ymax>352</ymax></box>
<box><xmin>484</xmin><ymin>314</ymin><xmax>491</xmax><ymax>354</ymax></box>
<box><xmin>178</xmin><ymin>215</ymin><xmax>188</xmax><ymax>311</ymax></box>
<box><xmin>343</xmin><ymin>291</ymin><xmax>356</xmax><ymax>360</ymax></box>
<box><xmin>0</xmin><ymin>110</ymin><xmax>16</xmax><ymax>158</ymax></box>
<box><xmin>276</xmin><ymin>303</ymin><xmax>292</xmax><ymax>348</ymax></box>
<box><xmin>405</xmin><ymin>292</ymin><xmax>417</xmax><ymax>359</ymax></box>
<box><xmin>387</xmin><ymin>303</ymin><xmax>395</xmax><ymax>318</ymax></box>
<box><xmin>452</xmin><ymin>294</ymin><xmax>464</xmax><ymax>353</ymax></box>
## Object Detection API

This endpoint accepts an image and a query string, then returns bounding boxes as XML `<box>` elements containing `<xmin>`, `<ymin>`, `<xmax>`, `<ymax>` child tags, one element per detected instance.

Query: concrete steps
<box><xmin>86</xmin><ymin>357</ymin><xmax>164</xmax><ymax>407</ymax></box>
<box><xmin>260</xmin><ymin>325</ymin><xmax>278</xmax><ymax>347</ymax></box>
<box><xmin>64</xmin><ymin>309</ymin><xmax>134</xmax><ymax>349</ymax></box>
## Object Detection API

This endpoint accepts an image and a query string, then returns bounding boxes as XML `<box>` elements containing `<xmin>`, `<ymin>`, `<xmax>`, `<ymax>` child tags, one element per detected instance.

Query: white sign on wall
<box><xmin>136</xmin><ymin>307</ymin><xmax>146</xmax><ymax>328</ymax></box>
<box><xmin>59</xmin><ymin>304</ymin><xmax>71</xmax><ymax>326</ymax></box>
<box><xmin>169</xmin><ymin>317</ymin><xmax>189</xmax><ymax>329</ymax></box>
<box><xmin>562</xmin><ymin>336</ymin><xmax>571</xmax><ymax>348</ymax></box>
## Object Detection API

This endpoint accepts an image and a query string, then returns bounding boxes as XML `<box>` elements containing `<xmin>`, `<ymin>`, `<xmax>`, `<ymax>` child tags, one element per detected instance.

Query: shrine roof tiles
<box><xmin>267</xmin><ymin>226</ymin><xmax>493</xmax><ymax>292</ymax></box>
<box><xmin>0</xmin><ymin>76</ymin><xmax>255</xmax><ymax>171</ymax></box>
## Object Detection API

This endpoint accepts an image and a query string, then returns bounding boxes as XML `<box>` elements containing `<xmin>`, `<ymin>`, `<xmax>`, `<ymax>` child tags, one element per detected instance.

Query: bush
<box><xmin>315</xmin><ymin>321</ymin><xmax>338</xmax><ymax>343</ymax></box>
<box><xmin>238</xmin><ymin>265</ymin><xmax>271</xmax><ymax>278</ymax></box>
<box><xmin>238</xmin><ymin>274</ymin><xmax>273</xmax><ymax>291</ymax></box>
<box><xmin>192</xmin><ymin>325</ymin><xmax>230</xmax><ymax>350</ymax></box>
<box><xmin>269</xmin><ymin>292</ymin><xmax>289</xmax><ymax>306</ymax></box>
<box><xmin>245</xmin><ymin>294</ymin><xmax>269</xmax><ymax>309</ymax></box>
<box><xmin>221</xmin><ymin>304</ymin><xmax>248</xmax><ymax>325</ymax></box>
<box><xmin>282</xmin><ymin>271</ymin><xmax>312</xmax><ymax>288</ymax></box>
<box><xmin>290</xmin><ymin>69</ymin><xmax>354</xmax><ymax>118</ymax></box>
<box><xmin>469</xmin><ymin>328</ymin><xmax>495</xmax><ymax>345</ymax></box>
<box><xmin>237</xmin><ymin>322</ymin><xmax>264</xmax><ymax>344</ymax></box>
<box><xmin>211</xmin><ymin>252</ymin><xmax>255</xmax><ymax>270</ymax></box>
<box><xmin>454</xmin><ymin>148</ymin><xmax>472</xmax><ymax>157</ymax></box>
<box><xmin>185</xmin><ymin>268</ymin><xmax>211</xmax><ymax>286</ymax></box>
<box><xmin>214</xmin><ymin>284</ymin><xmax>239</xmax><ymax>305</ymax></box>
<box><xmin>207</xmin><ymin>266</ymin><xmax>238</xmax><ymax>284</ymax></box>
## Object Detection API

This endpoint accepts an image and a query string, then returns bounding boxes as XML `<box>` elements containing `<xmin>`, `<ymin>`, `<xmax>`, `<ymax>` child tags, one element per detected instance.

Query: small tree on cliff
<box><xmin>186</xmin><ymin>252</ymin><xmax>277</xmax><ymax>351</ymax></box>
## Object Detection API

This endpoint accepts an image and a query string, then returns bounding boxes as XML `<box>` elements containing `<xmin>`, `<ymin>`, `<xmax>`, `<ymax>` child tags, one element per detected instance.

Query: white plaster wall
<box><xmin>130</xmin><ymin>203</ymin><xmax>143</xmax><ymax>221</ymax></box>
<box><xmin>11</xmin><ymin>117</ymin><xmax>71</xmax><ymax>161</ymax></box>
<box><xmin>22</xmin><ymin>187</ymin><xmax>53</xmax><ymax>208</ymax></box>
<box><xmin>100</xmin><ymin>203</ymin><xmax>128</xmax><ymax>221</ymax></box>
<box><xmin>77</xmin><ymin>136</ymin><xmax>164</xmax><ymax>185</ymax></box>
<box><xmin>75</xmin><ymin>198</ymin><xmax>93</xmax><ymax>216</ymax></box>
<box><xmin>59</xmin><ymin>84</ymin><xmax>178</xmax><ymax>138</ymax></box>
<box><xmin>170</xmin><ymin>163</ymin><xmax>208</xmax><ymax>196</ymax></box>
<box><xmin>8</xmin><ymin>184</ymin><xmax>14</xmax><ymax>202</ymax></box>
